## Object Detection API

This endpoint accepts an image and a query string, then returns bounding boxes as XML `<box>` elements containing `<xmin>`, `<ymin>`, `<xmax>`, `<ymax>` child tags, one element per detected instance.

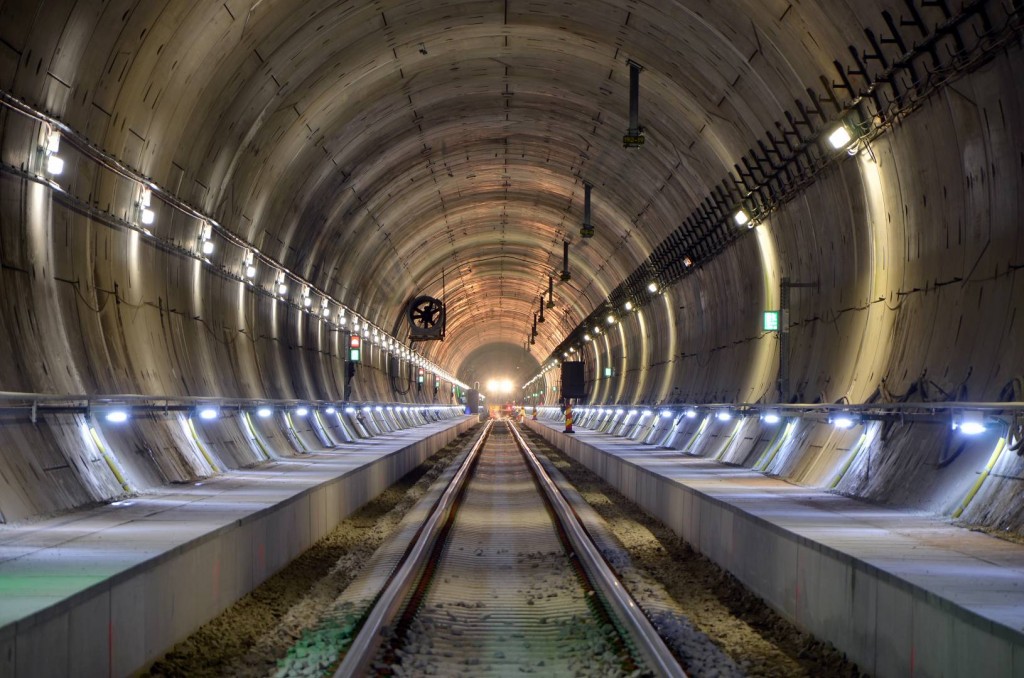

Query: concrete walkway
<box><xmin>0</xmin><ymin>415</ymin><xmax>473</xmax><ymax>677</ymax></box>
<box><xmin>525</xmin><ymin>418</ymin><xmax>1024</xmax><ymax>678</ymax></box>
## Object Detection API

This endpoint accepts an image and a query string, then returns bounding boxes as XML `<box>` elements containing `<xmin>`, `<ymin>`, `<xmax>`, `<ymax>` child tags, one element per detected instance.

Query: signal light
<box><xmin>349</xmin><ymin>334</ymin><xmax>361</xmax><ymax>362</ymax></box>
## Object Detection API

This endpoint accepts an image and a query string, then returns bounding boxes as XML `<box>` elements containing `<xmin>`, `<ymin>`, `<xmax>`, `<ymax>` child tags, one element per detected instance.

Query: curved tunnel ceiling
<box><xmin>13</xmin><ymin>0</ymin><xmax>922</xmax><ymax>382</ymax></box>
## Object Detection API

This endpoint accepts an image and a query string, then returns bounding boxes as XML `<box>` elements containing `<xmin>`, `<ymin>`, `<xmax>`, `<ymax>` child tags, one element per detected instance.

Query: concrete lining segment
<box><xmin>0</xmin><ymin>416</ymin><xmax>473</xmax><ymax>678</ymax></box>
<box><xmin>524</xmin><ymin>419</ymin><xmax>1024</xmax><ymax>678</ymax></box>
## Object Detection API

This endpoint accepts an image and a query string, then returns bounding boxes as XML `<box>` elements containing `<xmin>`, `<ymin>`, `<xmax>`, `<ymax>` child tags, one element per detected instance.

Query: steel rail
<box><xmin>507</xmin><ymin>420</ymin><xmax>687</xmax><ymax>677</ymax></box>
<box><xmin>332</xmin><ymin>419</ymin><xmax>494</xmax><ymax>677</ymax></box>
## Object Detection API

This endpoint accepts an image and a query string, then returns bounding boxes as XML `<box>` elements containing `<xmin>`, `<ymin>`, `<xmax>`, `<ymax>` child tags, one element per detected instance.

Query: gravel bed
<box><xmin>521</xmin><ymin>428</ymin><xmax>867</xmax><ymax>678</ymax></box>
<box><xmin>143</xmin><ymin>428</ymin><xmax>478</xmax><ymax>678</ymax></box>
<box><xmin>373</xmin><ymin>426</ymin><xmax>641</xmax><ymax>676</ymax></box>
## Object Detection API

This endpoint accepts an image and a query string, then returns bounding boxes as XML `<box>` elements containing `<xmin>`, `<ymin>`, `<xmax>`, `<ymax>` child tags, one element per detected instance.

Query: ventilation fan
<box><xmin>407</xmin><ymin>295</ymin><xmax>446</xmax><ymax>341</ymax></box>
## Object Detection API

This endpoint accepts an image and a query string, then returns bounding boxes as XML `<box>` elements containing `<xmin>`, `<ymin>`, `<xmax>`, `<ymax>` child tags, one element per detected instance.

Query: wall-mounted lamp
<box><xmin>139</xmin><ymin>188</ymin><xmax>155</xmax><ymax>226</ymax></box>
<box><xmin>830</xmin><ymin>413</ymin><xmax>857</xmax><ymax>429</ymax></box>
<box><xmin>199</xmin><ymin>221</ymin><xmax>214</xmax><ymax>255</ymax></box>
<box><xmin>41</xmin><ymin>128</ymin><xmax>64</xmax><ymax>175</ymax></box>
<box><xmin>243</xmin><ymin>250</ymin><xmax>257</xmax><ymax>279</ymax></box>
<box><xmin>953</xmin><ymin>410</ymin><xmax>987</xmax><ymax>436</ymax></box>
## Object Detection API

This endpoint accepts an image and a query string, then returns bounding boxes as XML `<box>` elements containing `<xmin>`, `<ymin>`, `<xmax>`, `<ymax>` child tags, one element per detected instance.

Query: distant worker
<box><xmin>531</xmin><ymin>405</ymin><xmax>538</xmax><ymax>421</ymax></box>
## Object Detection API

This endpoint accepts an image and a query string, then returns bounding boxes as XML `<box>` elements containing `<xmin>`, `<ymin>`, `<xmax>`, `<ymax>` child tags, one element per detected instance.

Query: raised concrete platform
<box><xmin>525</xmin><ymin>417</ymin><xmax>1024</xmax><ymax>678</ymax></box>
<box><xmin>0</xmin><ymin>415</ymin><xmax>474</xmax><ymax>677</ymax></box>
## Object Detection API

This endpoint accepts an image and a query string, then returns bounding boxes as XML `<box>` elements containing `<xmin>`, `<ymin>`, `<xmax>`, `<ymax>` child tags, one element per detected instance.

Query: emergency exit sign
<box><xmin>763</xmin><ymin>311</ymin><xmax>780</xmax><ymax>331</ymax></box>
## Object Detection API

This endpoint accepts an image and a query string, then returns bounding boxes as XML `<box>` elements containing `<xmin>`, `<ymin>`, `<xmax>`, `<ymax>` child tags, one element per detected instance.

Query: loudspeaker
<box><xmin>560</xmin><ymin>361</ymin><xmax>587</xmax><ymax>398</ymax></box>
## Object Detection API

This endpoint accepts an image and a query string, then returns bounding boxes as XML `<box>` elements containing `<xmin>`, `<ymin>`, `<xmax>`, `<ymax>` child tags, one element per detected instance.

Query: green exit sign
<box><xmin>763</xmin><ymin>311</ymin><xmax>780</xmax><ymax>331</ymax></box>
<box><xmin>604</xmin><ymin>367</ymin><xmax>613</xmax><ymax>377</ymax></box>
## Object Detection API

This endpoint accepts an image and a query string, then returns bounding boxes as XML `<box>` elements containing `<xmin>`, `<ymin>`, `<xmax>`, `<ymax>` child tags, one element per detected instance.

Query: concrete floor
<box><xmin>525</xmin><ymin>417</ymin><xmax>1024</xmax><ymax>678</ymax></box>
<box><xmin>0</xmin><ymin>416</ymin><xmax>472</xmax><ymax>677</ymax></box>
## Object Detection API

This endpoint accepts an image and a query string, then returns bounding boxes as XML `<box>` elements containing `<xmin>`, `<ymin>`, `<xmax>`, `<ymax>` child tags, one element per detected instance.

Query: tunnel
<box><xmin>0</xmin><ymin>0</ymin><xmax>1022</xmax><ymax>675</ymax></box>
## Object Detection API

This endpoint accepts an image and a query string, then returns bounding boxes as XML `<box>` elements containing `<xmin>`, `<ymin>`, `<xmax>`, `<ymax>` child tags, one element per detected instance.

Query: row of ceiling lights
<box><xmin>32</xmin><ymin>121</ymin><xmax>466</xmax><ymax>388</ymax></box>
<box><xmin>532</xmin><ymin>118</ymin><xmax>866</xmax><ymax>388</ymax></box>
<box><xmin>97</xmin><ymin>403</ymin><xmax>461</xmax><ymax>424</ymax></box>
<box><xmin>556</xmin><ymin>405</ymin><xmax>992</xmax><ymax>436</ymax></box>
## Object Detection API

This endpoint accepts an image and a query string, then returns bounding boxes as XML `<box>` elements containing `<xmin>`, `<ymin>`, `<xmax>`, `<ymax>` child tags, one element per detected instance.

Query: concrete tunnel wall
<box><xmin>0</xmin><ymin>0</ymin><xmax>1020</xmax><ymax>557</ymax></box>
<box><xmin>538</xmin><ymin>46</ymin><xmax>1024</xmax><ymax>531</ymax></box>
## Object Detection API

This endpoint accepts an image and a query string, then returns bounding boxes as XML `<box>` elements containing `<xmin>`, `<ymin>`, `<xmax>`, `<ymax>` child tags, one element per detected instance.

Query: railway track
<box><xmin>333</xmin><ymin>419</ymin><xmax>686</xmax><ymax>676</ymax></box>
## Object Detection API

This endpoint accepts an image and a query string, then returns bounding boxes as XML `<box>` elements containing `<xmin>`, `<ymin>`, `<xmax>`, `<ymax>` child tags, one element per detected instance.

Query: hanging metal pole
<box><xmin>623</xmin><ymin>60</ymin><xmax>645</xmax><ymax>148</ymax></box>
<box><xmin>560</xmin><ymin>241</ymin><xmax>571</xmax><ymax>282</ymax></box>
<box><xmin>547</xmin><ymin>276</ymin><xmax>555</xmax><ymax>308</ymax></box>
<box><xmin>538</xmin><ymin>295</ymin><xmax>546</xmax><ymax>323</ymax></box>
<box><xmin>580</xmin><ymin>182</ymin><xmax>594</xmax><ymax>238</ymax></box>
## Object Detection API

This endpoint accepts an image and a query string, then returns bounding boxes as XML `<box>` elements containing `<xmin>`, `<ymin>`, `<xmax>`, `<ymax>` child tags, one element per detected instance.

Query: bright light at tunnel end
<box><xmin>485</xmin><ymin>378</ymin><xmax>515</xmax><ymax>394</ymax></box>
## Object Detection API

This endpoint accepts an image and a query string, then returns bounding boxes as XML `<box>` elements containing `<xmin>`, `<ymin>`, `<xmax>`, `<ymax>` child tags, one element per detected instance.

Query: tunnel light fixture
<box><xmin>583</xmin><ymin>333</ymin><xmax>592</xmax><ymax>342</ymax></box>
<box><xmin>641</xmin><ymin>410</ymin><xmax>653</xmax><ymax>418</ymax></box>
<box><xmin>46</xmin><ymin>154</ymin><xmax>65</xmax><ymax>175</ymax></box>
<box><xmin>138</xmin><ymin>188</ymin><xmax>155</xmax><ymax>225</ymax></box>
<box><xmin>197</xmin><ymin>406</ymin><xmax>220</xmax><ymax>421</ymax></box>
<box><xmin>647</xmin><ymin>282</ymin><xmax>658</xmax><ymax>293</ymax></box>
<box><xmin>615</xmin><ymin>408</ymin><xmax>625</xmax><ymax>415</ymax></box>
<box><xmin>683</xmin><ymin>256</ymin><xmax>693</xmax><ymax>268</ymax></box>
<box><xmin>324</xmin><ymin>406</ymin><xmax>336</xmax><ymax>415</ymax></box>
<box><xmin>256</xmin><ymin>406</ymin><xmax>273</xmax><ymax>418</ymax></box>
<box><xmin>44</xmin><ymin>128</ymin><xmax>61</xmax><ymax>154</ymax></box>
<box><xmin>243</xmin><ymin>250</ymin><xmax>257</xmax><ymax>279</ymax></box>
<box><xmin>733</xmin><ymin>209</ymin><xmax>750</xmax><ymax>227</ymax></box>
<box><xmin>197</xmin><ymin>221</ymin><xmax>214</xmax><ymax>255</ymax></box>
<box><xmin>762</xmin><ymin>410</ymin><xmax>781</xmax><ymax>424</ymax></box>
<box><xmin>41</xmin><ymin>128</ymin><xmax>64</xmax><ymax>176</ymax></box>
<box><xmin>716</xmin><ymin>410</ymin><xmax>733</xmax><ymax>422</ymax></box>
<box><xmin>827</xmin><ymin>125</ymin><xmax>853</xmax><ymax>149</ymax></box>
<box><xmin>295</xmin><ymin>406</ymin><xmax>309</xmax><ymax>417</ymax></box>
<box><xmin>623</xmin><ymin>301</ymin><xmax>634</xmax><ymax>312</ymax></box>
<box><xmin>104</xmin><ymin>409</ymin><xmax>130</xmax><ymax>424</ymax></box>
<box><xmin>830</xmin><ymin>413</ymin><xmax>857</xmax><ymax>429</ymax></box>
<box><xmin>345</xmin><ymin>407</ymin><xmax>357</xmax><ymax>414</ymax></box>
<box><xmin>606</xmin><ymin>314</ymin><xmax>616</xmax><ymax>325</ymax></box>
<box><xmin>953</xmin><ymin>410</ymin><xmax>987</xmax><ymax>435</ymax></box>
